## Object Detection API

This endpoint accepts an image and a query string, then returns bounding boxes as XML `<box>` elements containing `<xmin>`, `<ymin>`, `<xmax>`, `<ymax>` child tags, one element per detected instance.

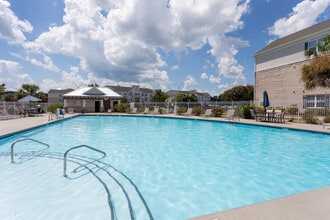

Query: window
<box><xmin>305</xmin><ymin>37</ymin><xmax>326</xmax><ymax>54</ymax></box>
<box><xmin>303</xmin><ymin>95</ymin><xmax>328</xmax><ymax>108</ymax></box>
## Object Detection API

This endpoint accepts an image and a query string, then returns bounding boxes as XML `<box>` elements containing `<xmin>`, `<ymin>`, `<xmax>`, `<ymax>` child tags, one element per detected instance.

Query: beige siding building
<box><xmin>63</xmin><ymin>87</ymin><xmax>122</xmax><ymax>113</ymax></box>
<box><xmin>254</xmin><ymin>20</ymin><xmax>330</xmax><ymax>110</ymax></box>
<box><xmin>48</xmin><ymin>89</ymin><xmax>74</xmax><ymax>105</ymax></box>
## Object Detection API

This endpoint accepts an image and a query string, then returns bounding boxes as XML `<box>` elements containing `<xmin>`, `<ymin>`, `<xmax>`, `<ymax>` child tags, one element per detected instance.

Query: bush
<box><xmin>255</xmin><ymin>105</ymin><xmax>265</xmax><ymax>114</ymax></box>
<box><xmin>114</xmin><ymin>103</ymin><xmax>128</xmax><ymax>113</ymax></box>
<box><xmin>192</xmin><ymin>106</ymin><xmax>203</xmax><ymax>116</ymax></box>
<box><xmin>286</xmin><ymin>106</ymin><xmax>298</xmax><ymax>115</ymax></box>
<box><xmin>324</xmin><ymin>115</ymin><xmax>330</xmax><ymax>123</ymax></box>
<box><xmin>177</xmin><ymin>106</ymin><xmax>187</xmax><ymax>114</ymax></box>
<box><xmin>212</xmin><ymin>107</ymin><xmax>225</xmax><ymax>117</ymax></box>
<box><xmin>47</xmin><ymin>103</ymin><xmax>64</xmax><ymax>113</ymax></box>
<box><xmin>240</xmin><ymin>104</ymin><xmax>254</xmax><ymax>119</ymax></box>
<box><xmin>302</xmin><ymin>115</ymin><xmax>320</xmax><ymax>124</ymax></box>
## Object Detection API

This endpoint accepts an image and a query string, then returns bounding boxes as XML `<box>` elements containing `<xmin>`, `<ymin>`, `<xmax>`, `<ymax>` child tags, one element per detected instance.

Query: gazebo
<box><xmin>63</xmin><ymin>87</ymin><xmax>122</xmax><ymax>113</ymax></box>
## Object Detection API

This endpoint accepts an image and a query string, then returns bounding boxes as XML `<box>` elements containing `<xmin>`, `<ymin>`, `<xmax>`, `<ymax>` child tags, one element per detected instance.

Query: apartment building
<box><xmin>254</xmin><ymin>20</ymin><xmax>330</xmax><ymax>110</ymax></box>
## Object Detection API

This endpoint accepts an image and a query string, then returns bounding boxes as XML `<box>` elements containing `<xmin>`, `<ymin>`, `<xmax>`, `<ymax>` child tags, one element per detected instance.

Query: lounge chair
<box><xmin>201</xmin><ymin>109</ymin><xmax>212</xmax><ymax>117</ymax></box>
<box><xmin>130</xmin><ymin>107</ymin><xmax>137</xmax><ymax>114</ymax></box>
<box><xmin>153</xmin><ymin>107</ymin><xmax>159</xmax><ymax>114</ymax></box>
<box><xmin>225</xmin><ymin>109</ymin><xmax>237</xmax><ymax>121</ymax></box>
<box><xmin>143</xmin><ymin>107</ymin><xmax>149</xmax><ymax>114</ymax></box>
<box><xmin>182</xmin><ymin>108</ymin><xmax>192</xmax><ymax>116</ymax></box>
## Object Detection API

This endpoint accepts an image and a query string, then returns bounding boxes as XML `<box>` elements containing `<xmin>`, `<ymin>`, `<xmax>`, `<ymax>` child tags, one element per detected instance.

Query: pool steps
<box><xmin>6</xmin><ymin>138</ymin><xmax>154</xmax><ymax>220</ymax></box>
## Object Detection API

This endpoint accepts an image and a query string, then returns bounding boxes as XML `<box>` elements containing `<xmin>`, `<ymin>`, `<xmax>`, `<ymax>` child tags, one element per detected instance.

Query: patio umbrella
<box><xmin>263</xmin><ymin>91</ymin><xmax>270</xmax><ymax>108</ymax></box>
<box><xmin>18</xmin><ymin>95</ymin><xmax>41</xmax><ymax>103</ymax></box>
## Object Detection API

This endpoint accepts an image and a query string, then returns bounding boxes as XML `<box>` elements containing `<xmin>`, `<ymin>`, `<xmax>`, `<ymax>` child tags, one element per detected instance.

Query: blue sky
<box><xmin>0</xmin><ymin>0</ymin><xmax>329</xmax><ymax>96</ymax></box>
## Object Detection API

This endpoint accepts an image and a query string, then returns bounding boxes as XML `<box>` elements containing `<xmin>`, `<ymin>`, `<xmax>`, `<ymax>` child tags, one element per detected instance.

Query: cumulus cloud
<box><xmin>209</xmin><ymin>75</ymin><xmax>222</xmax><ymax>84</ymax></box>
<box><xmin>23</xmin><ymin>0</ymin><xmax>250</xmax><ymax>88</ymax></box>
<box><xmin>269</xmin><ymin>0</ymin><xmax>330</xmax><ymax>38</ymax></box>
<box><xmin>200</xmin><ymin>72</ymin><xmax>208</xmax><ymax>79</ymax></box>
<box><xmin>182</xmin><ymin>75</ymin><xmax>197</xmax><ymax>90</ymax></box>
<box><xmin>208</xmin><ymin>35</ymin><xmax>249</xmax><ymax>83</ymax></box>
<box><xmin>0</xmin><ymin>0</ymin><xmax>33</xmax><ymax>44</ymax></box>
<box><xmin>171</xmin><ymin>65</ymin><xmax>179</xmax><ymax>70</ymax></box>
<box><xmin>0</xmin><ymin>60</ymin><xmax>34</xmax><ymax>90</ymax></box>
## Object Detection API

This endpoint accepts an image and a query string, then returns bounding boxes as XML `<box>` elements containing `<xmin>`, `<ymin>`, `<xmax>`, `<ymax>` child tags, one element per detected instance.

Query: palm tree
<box><xmin>301</xmin><ymin>35</ymin><xmax>330</xmax><ymax>89</ymax></box>
<box><xmin>21</xmin><ymin>84</ymin><xmax>40</xmax><ymax>96</ymax></box>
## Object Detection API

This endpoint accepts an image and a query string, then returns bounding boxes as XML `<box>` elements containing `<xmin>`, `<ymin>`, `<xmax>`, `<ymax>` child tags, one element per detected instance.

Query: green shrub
<box><xmin>324</xmin><ymin>115</ymin><xmax>330</xmax><ymax>123</ymax></box>
<box><xmin>286</xmin><ymin>106</ymin><xmax>298</xmax><ymax>115</ymax></box>
<box><xmin>47</xmin><ymin>103</ymin><xmax>64</xmax><ymax>113</ymax></box>
<box><xmin>255</xmin><ymin>105</ymin><xmax>265</xmax><ymax>113</ymax></box>
<box><xmin>114</xmin><ymin>103</ymin><xmax>127</xmax><ymax>113</ymax></box>
<box><xmin>177</xmin><ymin>106</ymin><xmax>187</xmax><ymax>114</ymax></box>
<box><xmin>302</xmin><ymin>114</ymin><xmax>320</xmax><ymax>124</ymax></box>
<box><xmin>192</xmin><ymin>106</ymin><xmax>203</xmax><ymax>116</ymax></box>
<box><xmin>212</xmin><ymin>107</ymin><xmax>225</xmax><ymax>117</ymax></box>
<box><xmin>240</xmin><ymin>104</ymin><xmax>254</xmax><ymax>119</ymax></box>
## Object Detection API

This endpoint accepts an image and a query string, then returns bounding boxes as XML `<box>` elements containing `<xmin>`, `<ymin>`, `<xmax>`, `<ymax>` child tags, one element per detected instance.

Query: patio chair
<box><xmin>273</xmin><ymin>110</ymin><xmax>283</xmax><ymax>123</ymax></box>
<box><xmin>143</xmin><ymin>107</ymin><xmax>149</xmax><ymax>114</ymax></box>
<box><xmin>182</xmin><ymin>108</ymin><xmax>192</xmax><ymax>116</ymax></box>
<box><xmin>201</xmin><ymin>109</ymin><xmax>212</xmax><ymax>117</ymax></box>
<box><xmin>130</xmin><ymin>107</ymin><xmax>137</xmax><ymax>114</ymax></box>
<box><xmin>153</xmin><ymin>107</ymin><xmax>159</xmax><ymax>114</ymax></box>
<box><xmin>56</xmin><ymin>108</ymin><xmax>65</xmax><ymax>119</ymax></box>
<box><xmin>225</xmin><ymin>109</ymin><xmax>237</xmax><ymax>121</ymax></box>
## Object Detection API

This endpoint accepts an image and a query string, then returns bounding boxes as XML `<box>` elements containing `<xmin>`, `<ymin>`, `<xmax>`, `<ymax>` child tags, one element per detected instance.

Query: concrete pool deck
<box><xmin>1</xmin><ymin>113</ymin><xmax>330</xmax><ymax>220</ymax></box>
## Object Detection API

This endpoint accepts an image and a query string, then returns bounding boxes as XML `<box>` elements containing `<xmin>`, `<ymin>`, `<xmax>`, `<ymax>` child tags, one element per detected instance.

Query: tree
<box><xmin>152</xmin><ymin>89</ymin><xmax>168</xmax><ymax>102</ymax></box>
<box><xmin>21</xmin><ymin>84</ymin><xmax>40</xmax><ymax>96</ymax></box>
<box><xmin>174</xmin><ymin>92</ymin><xmax>198</xmax><ymax>102</ymax></box>
<box><xmin>88</xmin><ymin>83</ymin><xmax>99</xmax><ymax>87</ymax></box>
<box><xmin>36</xmin><ymin>91</ymin><xmax>48</xmax><ymax>102</ymax></box>
<box><xmin>0</xmin><ymin>84</ymin><xmax>5</xmax><ymax>96</ymax></box>
<box><xmin>219</xmin><ymin>85</ymin><xmax>254</xmax><ymax>101</ymax></box>
<box><xmin>301</xmin><ymin>35</ymin><xmax>330</xmax><ymax>89</ymax></box>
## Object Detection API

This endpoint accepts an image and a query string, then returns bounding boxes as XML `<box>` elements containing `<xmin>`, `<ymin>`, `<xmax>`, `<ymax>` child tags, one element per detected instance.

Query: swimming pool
<box><xmin>1</xmin><ymin>115</ymin><xmax>330</xmax><ymax>219</ymax></box>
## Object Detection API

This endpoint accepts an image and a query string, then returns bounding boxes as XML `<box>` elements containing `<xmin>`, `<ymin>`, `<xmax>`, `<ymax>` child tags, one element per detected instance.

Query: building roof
<box><xmin>63</xmin><ymin>87</ymin><xmax>122</xmax><ymax>98</ymax></box>
<box><xmin>48</xmin><ymin>88</ymin><xmax>74</xmax><ymax>93</ymax></box>
<box><xmin>255</xmin><ymin>19</ymin><xmax>330</xmax><ymax>57</ymax></box>
<box><xmin>107</xmin><ymin>85</ymin><xmax>153</xmax><ymax>93</ymax></box>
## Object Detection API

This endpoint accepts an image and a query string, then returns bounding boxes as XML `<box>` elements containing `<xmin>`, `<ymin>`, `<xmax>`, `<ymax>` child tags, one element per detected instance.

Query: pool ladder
<box><xmin>63</xmin><ymin>145</ymin><xmax>106</xmax><ymax>177</ymax></box>
<box><xmin>11</xmin><ymin>138</ymin><xmax>50</xmax><ymax>163</ymax></box>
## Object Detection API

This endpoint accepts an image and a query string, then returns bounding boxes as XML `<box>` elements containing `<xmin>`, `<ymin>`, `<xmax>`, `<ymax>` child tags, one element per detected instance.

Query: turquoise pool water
<box><xmin>1</xmin><ymin>115</ymin><xmax>330</xmax><ymax>219</ymax></box>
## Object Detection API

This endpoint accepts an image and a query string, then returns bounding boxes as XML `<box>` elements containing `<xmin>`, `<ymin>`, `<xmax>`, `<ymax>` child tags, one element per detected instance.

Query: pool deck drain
<box><xmin>1</xmin><ymin>113</ymin><xmax>330</xmax><ymax>220</ymax></box>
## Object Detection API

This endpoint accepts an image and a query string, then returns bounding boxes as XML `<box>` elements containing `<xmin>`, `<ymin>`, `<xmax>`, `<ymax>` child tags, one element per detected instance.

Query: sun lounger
<box><xmin>182</xmin><ymin>108</ymin><xmax>192</xmax><ymax>116</ymax></box>
<box><xmin>143</xmin><ymin>107</ymin><xmax>149</xmax><ymax>114</ymax></box>
<box><xmin>130</xmin><ymin>107</ymin><xmax>137</xmax><ymax>114</ymax></box>
<box><xmin>153</xmin><ymin>107</ymin><xmax>159</xmax><ymax>114</ymax></box>
<box><xmin>201</xmin><ymin>109</ymin><xmax>212</xmax><ymax>117</ymax></box>
<box><xmin>225</xmin><ymin>109</ymin><xmax>238</xmax><ymax>121</ymax></box>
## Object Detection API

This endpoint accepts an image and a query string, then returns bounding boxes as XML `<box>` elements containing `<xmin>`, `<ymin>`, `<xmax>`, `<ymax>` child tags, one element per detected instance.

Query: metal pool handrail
<box><xmin>11</xmin><ymin>138</ymin><xmax>50</xmax><ymax>163</ymax></box>
<box><xmin>63</xmin><ymin>145</ymin><xmax>107</xmax><ymax>177</ymax></box>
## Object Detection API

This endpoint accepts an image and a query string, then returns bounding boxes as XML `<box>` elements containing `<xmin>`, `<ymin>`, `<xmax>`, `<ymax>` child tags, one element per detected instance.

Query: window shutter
<box><xmin>304</xmin><ymin>42</ymin><xmax>308</xmax><ymax>51</ymax></box>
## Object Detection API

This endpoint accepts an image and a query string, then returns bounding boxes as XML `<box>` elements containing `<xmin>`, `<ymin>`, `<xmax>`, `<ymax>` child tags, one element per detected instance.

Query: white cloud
<box><xmin>0</xmin><ymin>0</ymin><xmax>33</xmax><ymax>44</ymax></box>
<box><xmin>183</xmin><ymin>75</ymin><xmax>197</xmax><ymax>90</ymax></box>
<box><xmin>0</xmin><ymin>60</ymin><xmax>34</xmax><ymax>90</ymax></box>
<box><xmin>200</xmin><ymin>72</ymin><xmax>208</xmax><ymax>79</ymax></box>
<box><xmin>171</xmin><ymin>65</ymin><xmax>179</xmax><ymax>70</ymax></box>
<box><xmin>209</xmin><ymin>75</ymin><xmax>221</xmax><ymax>84</ymax></box>
<box><xmin>208</xmin><ymin>35</ymin><xmax>248</xmax><ymax>83</ymax></box>
<box><xmin>269</xmin><ymin>0</ymin><xmax>330</xmax><ymax>38</ymax></box>
<box><xmin>20</xmin><ymin>0</ymin><xmax>250</xmax><ymax>90</ymax></box>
